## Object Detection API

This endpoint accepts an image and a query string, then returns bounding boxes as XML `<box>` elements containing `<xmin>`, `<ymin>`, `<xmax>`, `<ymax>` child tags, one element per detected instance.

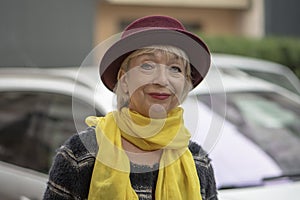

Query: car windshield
<box><xmin>198</xmin><ymin>91</ymin><xmax>300</xmax><ymax>188</ymax></box>
<box><xmin>231</xmin><ymin>92</ymin><xmax>299</xmax><ymax>130</ymax></box>
<box><xmin>239</xmin><ymin>70</ymin><xmax>300</xmax><ymax>95</ymax></box>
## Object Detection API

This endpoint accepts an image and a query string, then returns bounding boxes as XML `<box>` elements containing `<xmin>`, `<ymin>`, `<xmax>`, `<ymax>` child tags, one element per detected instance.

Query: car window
<box><xmin>0</xmin><ymin>91</ymin><xmax>100</xmax><ymax>174</ymax></box>
<box><xmin>233</xmin><ymin>93</ymin><xmax>297</xmax><ymax>129</ymax></box>
<box><xmin>198</xmin><ymin>92</ymin><xmax>300</xmax><ymax>176</ymax></box>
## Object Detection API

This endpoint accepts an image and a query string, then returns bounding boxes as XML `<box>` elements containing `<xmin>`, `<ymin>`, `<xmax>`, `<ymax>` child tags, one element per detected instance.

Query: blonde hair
<box><xmin>114</xmin><ymin>45</ymin><xmax>193</xmax><ymax>110</ymax></box>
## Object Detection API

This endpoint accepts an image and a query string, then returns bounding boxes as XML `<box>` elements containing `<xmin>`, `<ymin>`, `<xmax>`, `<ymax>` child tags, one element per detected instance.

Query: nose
<box><xmin>152</xmin><ymin>66</ymin><xmax>169</xmax><ymax>86</ymax></box>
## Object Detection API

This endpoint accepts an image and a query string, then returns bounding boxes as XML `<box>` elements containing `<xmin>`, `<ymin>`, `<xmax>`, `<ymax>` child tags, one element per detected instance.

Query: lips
<box><xmin>148</xmin><ymin>92</ymin><xmax>171</xmax><ymax>100</ymax></box>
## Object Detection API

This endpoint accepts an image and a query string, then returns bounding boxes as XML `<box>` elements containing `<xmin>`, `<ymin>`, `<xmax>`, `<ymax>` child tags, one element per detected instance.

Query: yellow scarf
<box><xmin>86</xmin><ymin>107</ymin><xmax>202</xmax><ymax>200</ymax></box>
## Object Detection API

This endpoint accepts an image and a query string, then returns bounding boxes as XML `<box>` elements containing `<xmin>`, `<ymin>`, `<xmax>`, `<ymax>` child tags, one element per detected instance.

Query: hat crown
<box><xmin>122</xmin><ymin>15</ymin><xmax>186</xmax><ymax>38</ymax></box>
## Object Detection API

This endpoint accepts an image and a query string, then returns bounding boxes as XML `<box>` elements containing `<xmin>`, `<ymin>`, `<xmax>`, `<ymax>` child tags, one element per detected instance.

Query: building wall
<box><xmin>238</xmin><ymin>0</ymin><xmax>265</xmax><ymax>37</ymax></box>
<box><xmin>265</xmin><ymin>0</ymin><xmax>300</xmax><ymax>37</ymax></box>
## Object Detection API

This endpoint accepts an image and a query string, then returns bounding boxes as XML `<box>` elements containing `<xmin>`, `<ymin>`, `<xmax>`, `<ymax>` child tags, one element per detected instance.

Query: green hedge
<box><xmin>199</xmin><ymin>35</ymin><xmax>300</xmax><ymax>78</ymax></box>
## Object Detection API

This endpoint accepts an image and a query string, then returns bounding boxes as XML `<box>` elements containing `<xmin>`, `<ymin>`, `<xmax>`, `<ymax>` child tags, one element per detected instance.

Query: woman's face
<box><xmin>121</xmin><ymin>50</ymin><xmax>187</xmax><ymax>118</ymax></box>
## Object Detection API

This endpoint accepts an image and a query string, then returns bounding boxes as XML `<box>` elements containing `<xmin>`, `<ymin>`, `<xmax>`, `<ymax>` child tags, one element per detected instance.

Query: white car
<box><xmin>0</xmin><ymin>54</ymin><xmax>299</xmax><ymax>199</ymax></box>
<box><xmin>212</xmin><ymin>53</ymin><xmax>300</xmax><ymax>95</ymax></box>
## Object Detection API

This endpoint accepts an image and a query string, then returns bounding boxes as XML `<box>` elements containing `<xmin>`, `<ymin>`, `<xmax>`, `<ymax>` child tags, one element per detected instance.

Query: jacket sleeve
<box><xmin>43</xmin><ymin>129</ymin><xmax>97</xmax><ymax>200</ymax></box>
<box><xmin>43</xmin><ymin>145</ymin><xmax>80</xmax><ymax>199</ymax></box>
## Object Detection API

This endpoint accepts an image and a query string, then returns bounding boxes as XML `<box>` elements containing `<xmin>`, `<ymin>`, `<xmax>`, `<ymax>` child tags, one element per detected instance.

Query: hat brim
<box><xmin>100</xmin><ymin>29</ymin><xmax>211</xmax><ymax>92</ymax></box>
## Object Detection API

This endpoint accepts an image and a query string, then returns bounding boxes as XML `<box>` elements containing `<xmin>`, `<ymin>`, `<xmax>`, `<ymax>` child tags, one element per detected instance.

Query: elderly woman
<box><xmin>44</xmin><ymin>15</ymin><xmax>218</xmax><ymax>200</ymax></box>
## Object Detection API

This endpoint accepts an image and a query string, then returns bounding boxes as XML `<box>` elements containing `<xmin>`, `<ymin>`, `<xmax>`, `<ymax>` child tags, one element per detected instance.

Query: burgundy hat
<box><xmin>100</xmin><ymin>15</ymin><xmax>211</xmax><ymax>92</ymax></box>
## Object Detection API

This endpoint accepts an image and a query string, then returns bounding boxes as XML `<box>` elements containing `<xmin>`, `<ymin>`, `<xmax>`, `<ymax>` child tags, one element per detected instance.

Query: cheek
<box><xmin>172</xmin><ymin>77</ymin><xmax>186</xmax><ymax>96</ymax></box>
<box><xmin>126</xmin><ymin>73</ymin><xmax>152</xmax><ymax>96</ymax></box>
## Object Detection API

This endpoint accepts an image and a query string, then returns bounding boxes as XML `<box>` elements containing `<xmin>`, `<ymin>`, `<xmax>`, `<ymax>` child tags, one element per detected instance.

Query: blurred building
<box><xmin>95</xmin><ymin>0</ymin><xmax>264</xmax><ymax>43</ymax></box>
<box><xmin>0</xmin><ymin>0</ymin><xmax>96</xmax><ymax>67</ymax></box>
<box><xmin>0</xmin><ymin>0</ymin><xmax>299</xmax><ymax>67</ymax></box>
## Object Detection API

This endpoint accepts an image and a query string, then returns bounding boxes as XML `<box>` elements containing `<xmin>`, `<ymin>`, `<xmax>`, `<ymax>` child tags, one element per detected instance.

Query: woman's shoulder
<box><xmin>189</xmin><ymin>141</ymin><xmax>218</xmax><ymax>199</ymax></box>
<box><xmin>60</xmin><ymin>127</ymin><xmax>98</xmax><ymax>160</ymax></box>
<box><xmin>188</xmin><ymin>141</ymin><xmax>212</xmax><ymax>167</ymax></box>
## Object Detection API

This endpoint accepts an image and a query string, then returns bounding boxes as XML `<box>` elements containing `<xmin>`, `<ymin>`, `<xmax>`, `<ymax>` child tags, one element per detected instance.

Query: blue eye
<box><xmin>169</xmin><ymin>66</ymin><xmax>182</xmax><ymax>73</ymax></box>
<box><xmin>140</xmin><ymin>63</ymin><xmax>155</xmax><ymax>70</ymax></box>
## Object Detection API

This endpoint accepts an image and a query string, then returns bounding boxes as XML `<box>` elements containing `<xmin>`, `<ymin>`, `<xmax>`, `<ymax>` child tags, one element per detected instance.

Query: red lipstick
<box><xmin>148</xmin><ymin>93</ymin><xmax>170</xmax><ymax>100</ymax></box>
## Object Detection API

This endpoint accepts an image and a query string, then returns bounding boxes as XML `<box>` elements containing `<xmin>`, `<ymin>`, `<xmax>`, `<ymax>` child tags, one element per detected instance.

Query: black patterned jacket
<box><xmin>43</xmin><ymin>127</ymin><xmax>218</xmax><ymax>200</ymax></box>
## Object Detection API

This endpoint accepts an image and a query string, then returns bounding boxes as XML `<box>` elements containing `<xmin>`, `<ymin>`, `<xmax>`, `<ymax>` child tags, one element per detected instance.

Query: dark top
<box><xmin>43</xmin><ymin>127</ymin><xmax>218</xmax><ymax>200</ymax></box>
